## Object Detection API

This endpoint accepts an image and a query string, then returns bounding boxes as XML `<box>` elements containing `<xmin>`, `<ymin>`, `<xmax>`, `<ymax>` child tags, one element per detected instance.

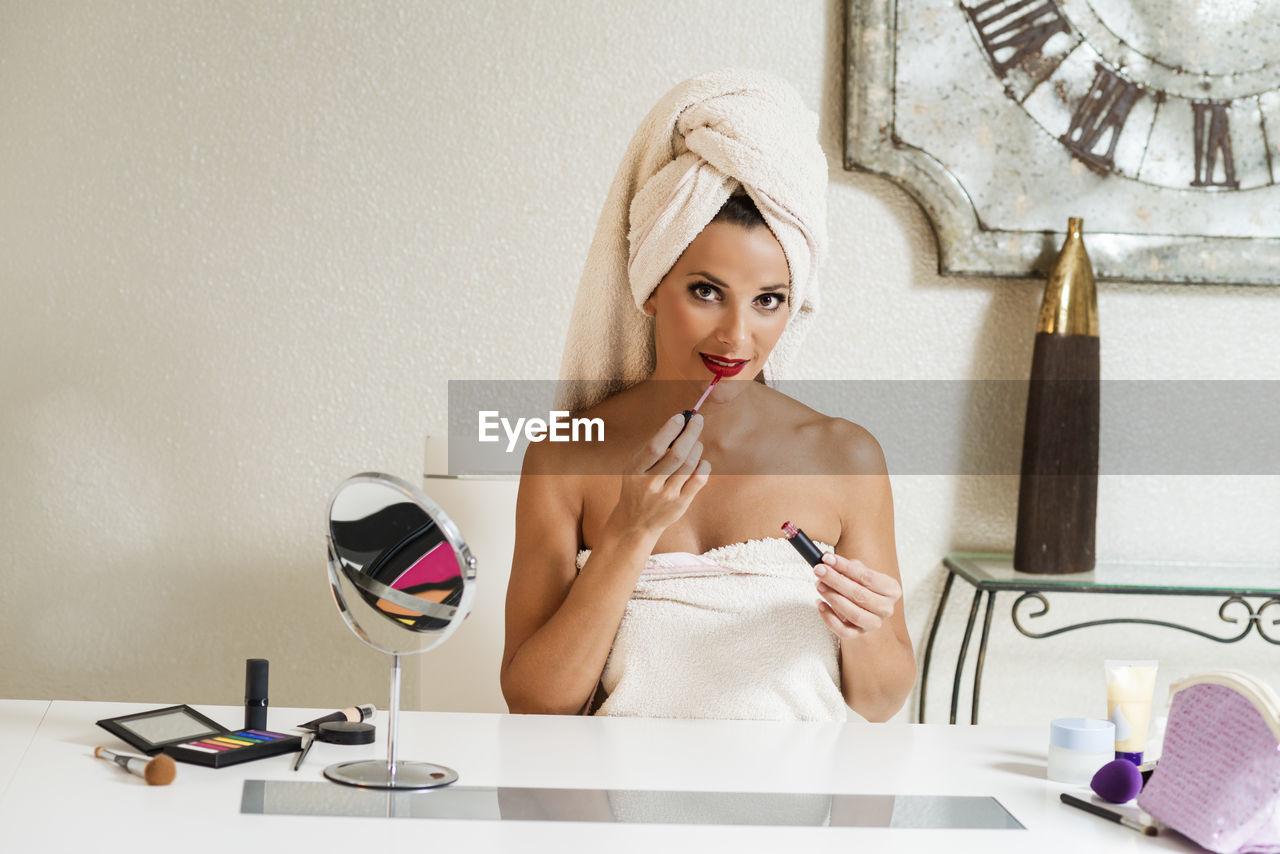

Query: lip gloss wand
<box><xmin>681</xmin><ymin>375</ymin><xmax>722</xmax><ymax>425</ymax></box>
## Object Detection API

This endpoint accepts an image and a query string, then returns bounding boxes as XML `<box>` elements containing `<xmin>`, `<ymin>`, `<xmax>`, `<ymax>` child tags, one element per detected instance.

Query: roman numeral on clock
<box><xmin>1191</xmin><ymin>102</ymin><xmax>1238</xmax><ymax>189</ymax></box>
<box><xmin>1059</xmin><ymin>65</ymin><xmax>1141</xmax><ymax>174</ymax></box>
<box><xmin>963</xmin><ymin>0</ymin><xmax>1071</xmax><ymax>78</ymax></box>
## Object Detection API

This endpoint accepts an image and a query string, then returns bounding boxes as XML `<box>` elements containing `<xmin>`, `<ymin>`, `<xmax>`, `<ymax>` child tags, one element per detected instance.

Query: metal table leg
<box><xmin>917</xmin><ymin>570</ymin><xmax>956</xmax><ymax>723</ymax></box>
<box><xmin>971</xmin><ymin>591</ymin><xmax>997</xmax><ymax>725</ymax></box>
<box><xmin>950</xmin><ymin>588</ymin><xmax>983</xmax><ymax>725</ymax></box>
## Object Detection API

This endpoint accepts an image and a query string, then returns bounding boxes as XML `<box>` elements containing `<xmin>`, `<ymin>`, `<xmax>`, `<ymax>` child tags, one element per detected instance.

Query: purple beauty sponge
<box><xmin>1091</xmin><ymin>759</ymin><xmax>1143</xmax><ymax>804</ymax></box>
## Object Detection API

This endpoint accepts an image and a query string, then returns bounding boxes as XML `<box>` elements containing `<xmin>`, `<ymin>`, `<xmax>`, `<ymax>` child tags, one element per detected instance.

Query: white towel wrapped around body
<box><xmin>576</xmin><ymin>537</ymin><xmax>846</xmax><ymax>721</ymax></box>
<box><xmin>555</xmin><ymin>69</ymin><xmax>829</xmax><ymax>414</ymax></box>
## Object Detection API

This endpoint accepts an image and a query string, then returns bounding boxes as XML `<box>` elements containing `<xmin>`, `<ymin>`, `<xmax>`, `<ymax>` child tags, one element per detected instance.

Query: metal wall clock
<box><xmin>845</xmin><ymin>0</ymin><xmax>1280</xmax><ymax>284</ymax></box>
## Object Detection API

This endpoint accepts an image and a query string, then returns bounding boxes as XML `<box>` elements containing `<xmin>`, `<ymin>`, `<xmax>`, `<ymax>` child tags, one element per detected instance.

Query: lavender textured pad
<box><xmin>1091</xmin><ymin>759</ymin><xmax>1143</xmax><ymax>804</ymax></box>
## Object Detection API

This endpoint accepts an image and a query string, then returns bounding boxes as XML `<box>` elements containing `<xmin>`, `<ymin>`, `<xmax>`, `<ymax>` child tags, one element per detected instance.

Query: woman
<box><xmin>500</xmin><ymin>71</ymin><xmax>915</xmax><ymax>722</ymax></box>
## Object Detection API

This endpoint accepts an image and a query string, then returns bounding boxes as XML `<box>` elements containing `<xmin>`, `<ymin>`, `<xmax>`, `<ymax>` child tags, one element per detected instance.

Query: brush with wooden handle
<box><xmin>94</xmin><ymin>746</ymin><xmax>177</xmax><ymax>785</ymax></box>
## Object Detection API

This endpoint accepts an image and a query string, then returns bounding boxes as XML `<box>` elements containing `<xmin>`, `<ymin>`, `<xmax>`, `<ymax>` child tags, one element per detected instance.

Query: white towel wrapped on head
<box><xmin>555</xmin><ymin>69</ymin><xmax>829</xmax><ymax>414</ymax></box>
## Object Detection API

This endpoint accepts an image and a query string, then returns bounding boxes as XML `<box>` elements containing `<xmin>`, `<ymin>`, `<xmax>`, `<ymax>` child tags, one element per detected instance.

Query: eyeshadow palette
<box><xmin>96</xmin><ymin>705</ymin><xmax>300</xmax><ymax>768</ymax></box>
<box><xmin>165</xmin><ymin>729</ymin><xmax>301</xmax><ymax>768</ymax></box>
<box><xmin>97</xmin><ymin>705</ymin><xmax>229</xmax><ymax>755</ymax></box>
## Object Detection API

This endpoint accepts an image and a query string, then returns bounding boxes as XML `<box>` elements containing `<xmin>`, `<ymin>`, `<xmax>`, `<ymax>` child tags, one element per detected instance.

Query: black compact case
<box><xmin>96</xmin><ymin>704</ymin><xmax>300</xmax><ymax>768</ymax></box>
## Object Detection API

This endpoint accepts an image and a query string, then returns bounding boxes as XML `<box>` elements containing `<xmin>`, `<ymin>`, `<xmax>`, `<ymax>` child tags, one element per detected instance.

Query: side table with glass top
<box><xmin>918</xmin><ymin>553</ymin><xmax>1280</xmax><ymax>724</ymax></box>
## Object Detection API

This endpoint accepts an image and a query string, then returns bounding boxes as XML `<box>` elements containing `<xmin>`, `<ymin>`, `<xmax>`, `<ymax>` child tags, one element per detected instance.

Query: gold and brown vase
<box><xmin>1014</xmin><ymin>217</ymin><xmax>1099</xmax><ymax>574</ymax></box>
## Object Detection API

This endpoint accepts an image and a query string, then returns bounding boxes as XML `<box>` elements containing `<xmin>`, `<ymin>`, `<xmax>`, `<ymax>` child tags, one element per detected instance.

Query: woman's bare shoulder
<box><xmin>573</xmin><ymin>382</ymin><xmax>650</xmax><ymax>424</ymax></box>
<box><xmin>521</xmin><ymin>388</ymin><xmax>640</xmax><ymax>477</ymax></box>
<box><xmin>760</xmin><ymin>388</ymin><xmax>886</xmax><ymax>477</ymax></box>
<box><xmin>815</xmin><ymin>415</ymin><xmax>888</xmax><ymax>476</ymax></box>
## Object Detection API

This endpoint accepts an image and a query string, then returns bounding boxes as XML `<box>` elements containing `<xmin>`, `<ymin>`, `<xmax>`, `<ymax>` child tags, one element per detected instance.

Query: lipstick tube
<box><xmin>781</xmin><ymin>521</ymin><xmax>824</xmax><ymax>567</ymax></box>
<box><xmin>245</xmin><ymin>658</ymin><xmax>268</xmax><ymax>731</ymax></box>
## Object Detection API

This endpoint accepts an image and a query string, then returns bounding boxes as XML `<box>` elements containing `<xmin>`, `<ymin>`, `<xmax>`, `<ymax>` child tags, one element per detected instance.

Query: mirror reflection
<box><xmin>330</xmin><ymin>484</ymin><xmax>467</xmax><ymax>633</ymax></box>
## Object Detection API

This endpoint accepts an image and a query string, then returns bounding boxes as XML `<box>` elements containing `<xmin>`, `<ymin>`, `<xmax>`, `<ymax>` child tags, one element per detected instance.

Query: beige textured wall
<box><xmin>3</xmin><ymin>1</ymin><xmax>1278</xmax><ymax>725</ymax></box>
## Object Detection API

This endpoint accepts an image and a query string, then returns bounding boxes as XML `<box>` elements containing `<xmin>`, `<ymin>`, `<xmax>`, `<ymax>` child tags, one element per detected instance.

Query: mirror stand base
<box><xmin>323</xmin><ymin>760</ymin><xmax>458</xmax><ymax>790</ymax></box>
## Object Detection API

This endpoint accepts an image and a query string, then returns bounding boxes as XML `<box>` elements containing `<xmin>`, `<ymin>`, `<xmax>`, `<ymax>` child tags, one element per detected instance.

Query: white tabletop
<box><xmin>0</xmin><ymin>700</ymin><xmax>1196</xmax><ymax>853</ymax></box>
<box><xmin>0</xmin><ymin>699</ymin><xmax>50</xmax><ymax>799</ymax></box>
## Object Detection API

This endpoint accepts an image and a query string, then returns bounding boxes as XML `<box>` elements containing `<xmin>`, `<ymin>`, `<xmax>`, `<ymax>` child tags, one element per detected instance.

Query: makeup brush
<box><xmin>94</xmin><ymin>746</ymin><xmax>177</xmax><ymax>785</ymax></box>
<box><xmin>1060</xmin><ymin>793</ymin><xmax>1157</xmax><ymax>836</ymax></box>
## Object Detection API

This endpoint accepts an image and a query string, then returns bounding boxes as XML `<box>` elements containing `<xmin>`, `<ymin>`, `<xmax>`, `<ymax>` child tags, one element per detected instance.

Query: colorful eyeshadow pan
<box><xmin>165</xmin><ymin>728</ymin><xmax>301</xmax><ymax>768</ymax></box>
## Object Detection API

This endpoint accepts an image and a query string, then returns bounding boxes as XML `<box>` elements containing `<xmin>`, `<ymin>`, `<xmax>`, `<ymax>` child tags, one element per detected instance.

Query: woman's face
<box><xmin>643</xmin><ymin>220</ymin><xmax>791</xmax><ymax>394</ymax></box>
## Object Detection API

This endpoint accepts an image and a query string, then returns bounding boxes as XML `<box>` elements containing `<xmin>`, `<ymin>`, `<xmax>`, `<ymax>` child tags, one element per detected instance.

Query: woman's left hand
<box><xmin>813</xmin><ymin>552</ymin><xmax>902</xmax><ymax>639</ymax></box>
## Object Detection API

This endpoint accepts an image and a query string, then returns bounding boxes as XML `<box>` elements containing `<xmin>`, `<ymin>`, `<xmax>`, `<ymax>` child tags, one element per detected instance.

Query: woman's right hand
<box><xmin>606</xmin><ymin>412</ymin><xmax>711</xmax><ymax>539</ymax></box>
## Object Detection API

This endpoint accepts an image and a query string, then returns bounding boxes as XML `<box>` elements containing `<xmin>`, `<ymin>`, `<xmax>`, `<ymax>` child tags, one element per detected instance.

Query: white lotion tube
<box><xmin>1105</xmin><ymin>660</ymin><xmax>1158</xmax><ymax>764</ymax></box>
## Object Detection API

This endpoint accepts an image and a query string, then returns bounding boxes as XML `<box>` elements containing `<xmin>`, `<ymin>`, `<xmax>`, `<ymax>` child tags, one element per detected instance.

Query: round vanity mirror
<box><xmin>325</xmin><ymin>472</ymin><xmax>477</xmax><ymax>790</ymax></box>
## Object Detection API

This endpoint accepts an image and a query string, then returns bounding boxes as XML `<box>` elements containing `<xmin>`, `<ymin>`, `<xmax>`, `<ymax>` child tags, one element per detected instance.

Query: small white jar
<box><xmin>1047</xmin><ymin>717</ymin><xmax>1115</xmax><ymax>784</ymax></box>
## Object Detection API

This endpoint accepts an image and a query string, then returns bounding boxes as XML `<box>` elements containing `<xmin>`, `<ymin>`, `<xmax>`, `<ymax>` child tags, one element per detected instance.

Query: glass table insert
<box><xmin>240</xmin><ymin>781</ymin><xmax>1023</xmax><ymax>828</ymax></box>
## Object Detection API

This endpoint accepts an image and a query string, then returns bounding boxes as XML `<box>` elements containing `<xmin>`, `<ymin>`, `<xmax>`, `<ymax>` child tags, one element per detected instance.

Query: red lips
<box><xmin>699</xmin><ymin>353</ymin><xmax>749</xmax><ymax>378</ymax></box>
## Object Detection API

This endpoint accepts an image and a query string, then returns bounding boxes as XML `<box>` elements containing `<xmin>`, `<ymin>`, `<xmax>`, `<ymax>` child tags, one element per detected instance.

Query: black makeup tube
<box><xmin>298</xmin><ymin>703</ymin><xmax>376</xmax><ymax>732</ymax></box>
<box><xmin>781</xmin><ymin>521</ymin><xmax>824</xmax><ymax>567</ymax></box>
<box><xmin>668</xmin><ymin>411</ymin><xmax>695</xmax><ymax>448</ymax></box>
<box><xmin>245</xmin><ymin>658</ymin><xmax>268</xmax><ymax>731</ymax></box>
